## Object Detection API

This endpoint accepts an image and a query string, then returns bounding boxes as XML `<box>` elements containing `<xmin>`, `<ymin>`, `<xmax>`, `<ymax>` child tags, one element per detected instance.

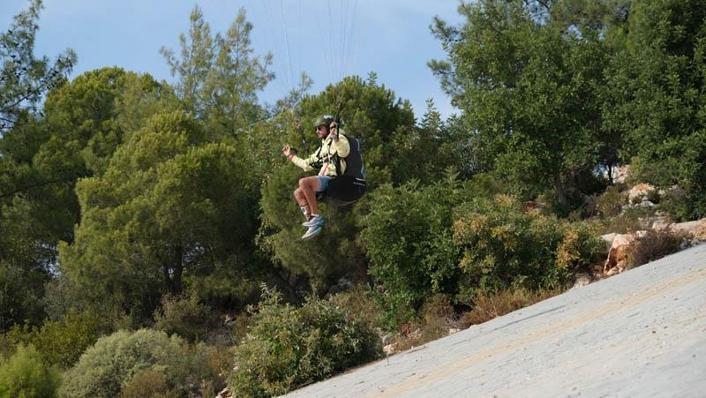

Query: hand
<box><xmin>329</xmin><ymin>122</ymin><xmax>338</xmax><ymax>140</ymax></box>
<box><xmin>282</xmin><ymin>144</ymin><xmax>292</xmax><ymax>157</ymax></box>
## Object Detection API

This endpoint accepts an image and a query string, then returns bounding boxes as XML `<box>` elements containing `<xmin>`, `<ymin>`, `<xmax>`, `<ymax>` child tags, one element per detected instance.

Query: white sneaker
<box><xmin>301</xmin><ymin>225</ymin><xmax>322</xmax><ymax>240</ymax></box>
<box><xmin>302</xmin><ymin>214</ymin><xmax>325</xmax><ymax>228</ymax></box>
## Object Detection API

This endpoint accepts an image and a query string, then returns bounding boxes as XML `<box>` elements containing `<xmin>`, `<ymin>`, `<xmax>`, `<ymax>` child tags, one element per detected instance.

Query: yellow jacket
<box><xmin>291</xmin><ymin>131</ymin><xmax>350</xmax><ymax>177</ymax></box>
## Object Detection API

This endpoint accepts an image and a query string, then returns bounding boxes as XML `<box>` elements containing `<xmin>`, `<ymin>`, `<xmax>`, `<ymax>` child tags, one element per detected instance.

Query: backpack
<box><xmin>321</xmin><ymin>134</ymin><xmax>367</xmax><ymax>206</ymax></box>
<box><xmin>333</xmin><ymin>135</ymin><xmax>365</xmax><ymax>179</ymax></box>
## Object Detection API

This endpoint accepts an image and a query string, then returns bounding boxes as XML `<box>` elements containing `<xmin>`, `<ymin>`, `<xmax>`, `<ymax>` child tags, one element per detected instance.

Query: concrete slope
<box><xmin>285</xmin><ymin>244</ymin><xmax>706</xmax><ymax>398</ymax></box>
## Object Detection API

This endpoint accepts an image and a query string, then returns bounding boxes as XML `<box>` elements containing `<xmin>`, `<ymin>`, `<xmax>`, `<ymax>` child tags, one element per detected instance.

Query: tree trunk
<box><xmin>553</xmin><ymin>173</ymin><xmax>568</xmax><ymax>210</ymax></box>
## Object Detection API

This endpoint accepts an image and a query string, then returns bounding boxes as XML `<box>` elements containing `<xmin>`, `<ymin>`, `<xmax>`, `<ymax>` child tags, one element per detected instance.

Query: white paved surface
<box><xmin>284</xmin><ymin>244</ymin><xmax>706</xmax><ymax>398</ymax></box>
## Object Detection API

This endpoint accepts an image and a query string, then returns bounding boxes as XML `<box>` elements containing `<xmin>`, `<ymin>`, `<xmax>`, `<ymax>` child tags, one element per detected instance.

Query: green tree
<box><xmin>0</xmin><ymin>69</ymin><xmax>173</xmax><ymax>329</ymax></box>
<box><xmin>257</xmin><ymin>76</ymin><xmax>416</xmax><ymax>294</ymax></box>
<box><xmin>0</xmin><ymin>0</ymin><xmax>75</xmax><ymax>331</ymax></box>
<box><xmin>59</xmin><ymin>111</ymin><xmax>261</xmax><ymax>322</ymax></box>
<box><xmin>0</xmin><ymin>0</ymin><xmax>75</xmax><ymax>134</ymax></box>
<box><xmin>430</xmin><ymin>0</ymin><xmax>610</xmax><ymax>213</ymax></box>
<box><xmin>161</xmin><ymin>6</ymin><xmax>273</xmax><ymax>134</ymax></box>
<box><xmin>603</xmin><ymin>0</ymin><xmax>706</xmax><ymax>219</ymax></box>
<box><xmin>389</xmin><ymin>98</ymin><xmax>456</xmax><ymax>184</ymax></box>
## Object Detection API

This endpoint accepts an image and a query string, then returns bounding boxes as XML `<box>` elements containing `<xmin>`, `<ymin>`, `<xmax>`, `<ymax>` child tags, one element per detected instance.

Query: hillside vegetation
<box><xmin>1</xmin><ymin>0</ymin><xmax>705</xmax><ymax>396</ymax></box>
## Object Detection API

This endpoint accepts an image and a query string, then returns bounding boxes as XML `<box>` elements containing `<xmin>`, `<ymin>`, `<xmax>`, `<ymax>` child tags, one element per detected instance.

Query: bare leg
<box><xmin>299</xmin><ymin>176</ymin><xmax>321</xmax><ymax>215</ymax></box>
<box><xmin>293</xmin><ymin>187</ymin><xmax>308</xmax><ymax>208</ymax></box>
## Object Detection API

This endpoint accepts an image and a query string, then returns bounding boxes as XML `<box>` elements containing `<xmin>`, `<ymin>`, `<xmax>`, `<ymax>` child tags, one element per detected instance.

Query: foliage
<box><xmin>459</xmin><ymin>287</ymin><xmax>563</xmax><ymax>328</ymax></box>
<box><xmin>0</xmin><ymin>309</ymin><xmax>108</xmax><ymax>370</ymax></box>
<box><xmin>602</xmin><ymin>0</ymin><xmax>706</xmax><ymax>219</ymax></box>
<box><xmin>161</xmin><ymin>6</ymin><xmax>272</xmax><ymax>133</ymax></box>
<box><xmin>59</xmin><ymin>110</ymin><xmax>261</xmax><ymax>322</ymax></box>
<box><xmin>154</xmin><ymin>294</ymin><xmax>214</xmax><ymax>342</ymax></box>
<box><xmin>258</xmin><ymin>76</ymin><xmax>417</xmax><ymax>294</ymax></box>
<box><xmin>229</xmin><ymin>287</ymin><xmax>382</xmax><ymax>397</ymax></box>
<box><xmin>119</xmin><ymin>369</ymin><xmax>178</xmax><ymax>398</ymax></box>
<box><xmin>0</xmin><ymin>260</ymin><xmax>47</xmax><ymax>331</ymax></box>
<box><xmin>388</xmin><ymin>99</ymin><xmax>455</xmax><ymax>184</ymax></box>
<box><xmin>599</xmin><ymin>208</ymin><xmax>647</xmax><ymax>235</ymax></box>
<box><xmin>27</xmin><ymin>310</ymin><xmax>106</xmax><ymax>369</ymax></box>
<box><xmin>60</xmin><ymin>329</ymin><xmax>209</xmax><ymax>398</ymax></box>
<box><xmin>0</xmin><ymin>0</ymin><xmax>75</xmax><ymax>134</ymax></box>
<box><xmin>391</xmin><ymin>294</ymin><xmax>457</xmax><ymax>353</ymax></box>
<box><xmin>0</xmin><ymin>68</ymin><xmax>173</xmax><ymax>330</ymax></box>
<box><xmin>0</xmin><ymin>344</ymin><xmax>61</xmax><ymax>398</ymax></box>
<box><xmin>555</xmin><ymin>222</ymin><xmax>604</xmax><ymax>273</ymax></box>
<box><xmin>453</xmin><ymin>195</ymin><xmax>568</xmax><ymax>302</ymax></box>
<box><xmin>430</xmin><ymin>0</ymin><xmax>610</xmax><ymax>213</ymax></box>
<box><xmin>595</xmin><ymin>184</ymin><xmax>626</xmax><ymax>218</ymax></box>
<box><xmin>328</xmin><ymin>284</ymin><xmax>385</xmax><ymax>332</ymax></box>
<box><xmin>360</xmin><ymin>175</ymin><xmax>464</xmax><ymax>327</ymax></box>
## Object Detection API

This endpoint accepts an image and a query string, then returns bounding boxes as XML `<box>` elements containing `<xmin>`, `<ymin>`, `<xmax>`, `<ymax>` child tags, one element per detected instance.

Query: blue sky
<box><xmin>1</xmin><ymin>0</ymin><xmax>464</xmax><ymax>120</ymax></box>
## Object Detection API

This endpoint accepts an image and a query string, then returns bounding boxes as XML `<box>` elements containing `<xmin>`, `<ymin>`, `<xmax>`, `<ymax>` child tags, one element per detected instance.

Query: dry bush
<box><xmin>119</xmin><ymin>369</ymin><xmax>178</xmax><ymax>398</ymax></box>
<box><xmin>627</xmin><ymin>229</ymin><xmax>691</xmax><ymax>268</ymax></box>
<box><xmin>391</xmin><ymin>294</ymin><xmax>456</xmax><ymax>353</ymax></box>
<box><xmin>459</xmin><ymin>288</ymin><xmax>563</xmax><ymax>329</ymax></box>
<box><xmin>600</xmin><ymin>209</ymin><xmax>647</xmax><ymax>234</ymax></box>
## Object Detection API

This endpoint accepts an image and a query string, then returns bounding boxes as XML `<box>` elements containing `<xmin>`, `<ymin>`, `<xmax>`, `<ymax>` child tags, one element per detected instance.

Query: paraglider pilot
<box><xmin>282</xmin><ymin>115</ymin><xmax>350</xmax><ymax>240</ymax></box>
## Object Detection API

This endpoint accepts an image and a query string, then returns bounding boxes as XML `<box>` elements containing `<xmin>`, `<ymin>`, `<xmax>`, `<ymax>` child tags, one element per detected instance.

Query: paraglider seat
<box><xmin>317</xmin><ymin>175</ymin><xmax>366</xmax><ymax>207</ymax></box>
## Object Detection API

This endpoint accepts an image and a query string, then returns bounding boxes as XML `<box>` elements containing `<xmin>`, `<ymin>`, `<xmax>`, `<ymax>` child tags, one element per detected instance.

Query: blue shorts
<box><xmin>316</xmin><ymin>176</ymin><xmax>332</xmax><ymax>193</ymax></box>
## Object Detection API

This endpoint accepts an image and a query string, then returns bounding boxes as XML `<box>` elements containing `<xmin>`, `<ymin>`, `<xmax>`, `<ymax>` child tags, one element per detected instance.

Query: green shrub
<box><xmin>32</xmin><ymin>310</ymin><xmax>106</xmax><ymax>369</ymax></box>
<box><xmin>192</xmin><ymin>344</ymin><xmax>233</xmax><ymax>397</ymax></box>
<box><xmin>0</xmin><ymin>324</ymin><xmax>33</xmax><ymax>360</ymax></box>
<box><xmin>0</xmin><ymin>311</ymin><xmax>107</xmax><ymax>370</ymax></box>
<box><xmin>60</xmin><ymin>329</ymin><xmax>209</xmax><ymax>398</ymax></box>
<box><xmin>328</xmin><ymin>284</ymin><xmax>385</xmax><ymax>332</ymax></box>
<box><xmin>658</xmin><ymin>185</ymin><xmax>691</xmax><ymax>222</ymax></box>
<box><xmin>453</xmin><ymin>195</ymin><xmax>568</xmax><ymax>302</ymax></box>
<box><xmin>0</xmin><ymin>344</ymin><xmax>61</xmax><ymax>398</ymax></box>
<box><xmin>153</xmin><ymin>294</ymin><xmax>214</xmax><ymax>342</ymax></box>
<box><xmin>360</xmin><ymin>176</ymin><xmax>463</xmax><ymax>327</ymax></box>
<box><xmin>555</xmin><ymin>222</ymin><xmax>604</xmax><ymax>273</ymax></box>
<box><xmin>229</xmin><ymin>287</ymin><xmax>382</xmax><ymax>397</ymax></box>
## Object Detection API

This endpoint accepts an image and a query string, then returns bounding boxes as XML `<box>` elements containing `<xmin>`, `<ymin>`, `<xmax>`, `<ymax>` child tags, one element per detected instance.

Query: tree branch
<box><xmin>0</xmin><ymin>174</ymin><xmax>85</xmax><ymax>199</ymax></box>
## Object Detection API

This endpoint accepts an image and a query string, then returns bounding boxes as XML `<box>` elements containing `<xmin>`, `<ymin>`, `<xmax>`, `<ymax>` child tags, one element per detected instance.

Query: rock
<box><xmin>649</xmin><ymin>214</ymin><xmax>672</xmax><ymax>230</ymax></box>
<box><xmin>601</xmin><ymin>233</ymin><xmax>618</xmax><ymax>252</ymax></box>
<box><xmin>628</xmin><ymin>183</ymin><xmax>656</xmax><ymax>204</ymax></box>
<box><xmin>327</xmin><ymin>277</ymin><xmax>354</xmax><ymax>295</ymax></box>
<box><xmin>216</xmin><ymin>387</ymin><xmax>232</xmax><ymax>398</ymax></box>
<box><xmin>448</xmin><ymin>328</ymin><xmax>460</xmax><ymax>335</ymax></box>
<box><xmin>383</xmin><ymin>343</ymin><xmax>397</xmax><ymax>355</ymax></box>
<box><xmin>671</xmin><ymin>218</ymin><xmax>706</xmax><ymax>241</ymax></box>
<box><xmin>603</xmin><ymin>232</ymin><xmax>640</xmax><ymax>276</ymax></box>
<box><xmin>611</xmin><ymin>165</ymin><xmax>630</xmax><ymax>184</ymax></box>
<box><xmin>572</xmin><ymin>273</ymin><xmax>593</xmax><ymax>289</ymax></box>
